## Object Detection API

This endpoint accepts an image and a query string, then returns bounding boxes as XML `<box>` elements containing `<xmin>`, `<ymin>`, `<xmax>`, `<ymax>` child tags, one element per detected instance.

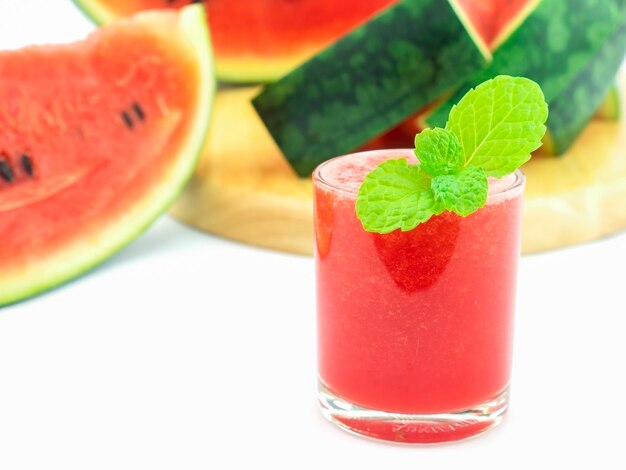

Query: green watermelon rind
<box><xmin>547</xmin><ymin>22</ymin><xmax>626</xmax><ymax>154</ymax></box>
<box><xmin>72</xmin><ymin>0</ymin><xmax>117</xmax><ymax>25</ymax></box>
<box><xmin>0</xmin><ymin>5</ymin><xmax>216</xmax><ymax>307</ymax></box>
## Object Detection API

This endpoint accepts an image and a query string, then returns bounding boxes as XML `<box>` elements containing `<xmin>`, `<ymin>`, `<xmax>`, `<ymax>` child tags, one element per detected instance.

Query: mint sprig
<box><xmin>356</xmin><ymin>75</ymin><xmax>548</xmax><ymax>233</ymax></box>
<box><xmin>431</xmin><ymin>165</ymin><xmax>488</xmax><ymax>217</ymax></box>
<box><xmin>355</xmin><ymin>159</ymin><xmax>444</xmax><ymax>233</ymax></box>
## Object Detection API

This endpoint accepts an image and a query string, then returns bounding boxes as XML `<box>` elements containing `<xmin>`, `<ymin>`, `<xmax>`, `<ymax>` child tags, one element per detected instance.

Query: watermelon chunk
<box><xmin>426</xmin><ymin>0</ymin><xmax>626</xmax><ymax>155</ymax></box>
<box><xmin>0</xmin><ymin>5</ymin><xmax>215</xmax><ymax>306</ymax></box>
<box><xmin>252</xmin><ymin>0</ymin><xmax>490</xmax><ymax>177</ymax></box>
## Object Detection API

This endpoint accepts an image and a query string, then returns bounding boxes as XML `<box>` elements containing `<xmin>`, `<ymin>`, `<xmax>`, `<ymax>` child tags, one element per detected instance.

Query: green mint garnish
<box><xmin>356</xmin><ymin>75</ymin><xmax>548</xmax><ymax>233</ymax></box>
<box><xmin>355</xmin><ymin>158</ymin><xmax>444</xmax><ymax>233</ymax></box>
<box><xmin>431</xmin><ymin>165</ymin><xmax>488</xmax><ymax>217</ymax></box>
<box><xmin>414</xmin><ymin>127</ymin><xmax>463</xmax><ymax>176</ymax></box>
<box><xmin>446</xmin><ymin>75</ymin><xmax>550</xmax><ymax>178</ymax></box>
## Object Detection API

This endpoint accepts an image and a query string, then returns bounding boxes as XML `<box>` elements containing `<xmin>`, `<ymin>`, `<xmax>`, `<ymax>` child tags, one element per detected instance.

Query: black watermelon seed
<box><xmin>21</xmin><ymin>154</ymin><xmax>34</xmax><ymax>177</ymax></box>
<box><xmin>121</xmin><ymin>111</ymin><xmax>134</xmax><ymax>129</ymax></box>
<box><xmin>0</xmin><ymin>160</ymin><xmax>14</xmax><ymax>183</ymax></box>
<box><xmin>132</xmin><ymin>102</ymin><xmax>145</xmax><ymax>122</ymax></box>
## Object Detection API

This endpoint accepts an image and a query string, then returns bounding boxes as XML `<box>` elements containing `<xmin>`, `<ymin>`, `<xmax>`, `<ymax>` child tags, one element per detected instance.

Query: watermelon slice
<box><xmin>426</xmin><ymin>0</ymin><xmax>626</xmax><ymax>155</ymax></box>
<box><xmin>252</xmin><ymin>0</ymin><xmax>491</xmax><ymax>177</ymax></box>
<box><xmin>72</xmin><ymin>0</ymin><xmax>399</xmax><ymax>83</ymax></box>
<box><xmin>0</xmin><ymin>5</ymin><xmax>215</xmax><ymax>306</ymax></box>
<box><xmin>73</xmin><ymin>0</ymin><xmax>540</xmax><ymax>83</ymax></box>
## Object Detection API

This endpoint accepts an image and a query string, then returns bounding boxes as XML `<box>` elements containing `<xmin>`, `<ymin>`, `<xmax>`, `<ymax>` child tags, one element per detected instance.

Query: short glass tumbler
<box><xmin>313</xmin><ymin>149</ymin><xmax>526</xmax><ymax>444</ymax></box>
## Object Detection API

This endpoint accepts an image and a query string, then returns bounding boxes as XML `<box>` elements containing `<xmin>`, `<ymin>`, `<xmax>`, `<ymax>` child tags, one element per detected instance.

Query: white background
<box><xmin>1</xmin><ymin>1</ymin><xmax>625</xmax><ymax>468</ymax></box>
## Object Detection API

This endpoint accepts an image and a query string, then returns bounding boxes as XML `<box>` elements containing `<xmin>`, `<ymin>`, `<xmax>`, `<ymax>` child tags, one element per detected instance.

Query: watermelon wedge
<box><xmin>426</xmin><ymin>0</ymin><xmax>626</xmax><ymax>155</ymax></box>
<box><xmin>72</xmin><ymin>0</ymin><xmax>398</xmax><ymax>83</ymax></box>
<box><xmin>0</xmin><ymin>5</ymin><xmax>215</xmax><ymax>306</ymax></box>
<box><xmin>252</xmin><ymin>0</ymin><xmax>491</xmax><ymax>177</ymax></box>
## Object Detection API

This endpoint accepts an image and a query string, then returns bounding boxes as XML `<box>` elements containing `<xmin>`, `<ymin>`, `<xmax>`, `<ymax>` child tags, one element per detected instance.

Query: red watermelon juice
<box><xmin>314</xmin><ymin>149</ymin><xmax>525</xmax><ymax>443</ymax></box>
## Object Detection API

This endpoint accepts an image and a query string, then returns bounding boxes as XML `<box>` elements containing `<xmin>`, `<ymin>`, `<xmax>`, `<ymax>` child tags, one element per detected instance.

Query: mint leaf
<box><xmin>414</xmin><ymin>128</ymin><xmax>463</xmax><ymax>176</ymax></box>
<box><xmin>355</xmin><ymin>75</ymin><xmax>548</xmax><ymax>234</ymax></box>
<box><xmin>356</xmin><ymin>158</ymin><xmax>443</xmax><ymax>233</ymax></box>
<box><xmin>446</xmin><ymin>75</ymin><xmax>548</xmax><ymax>178</ymax></box>
<box><xmin>431</xmin><ymin>166</ymin><xmax>487</xmax><ymax>216</ymax></box>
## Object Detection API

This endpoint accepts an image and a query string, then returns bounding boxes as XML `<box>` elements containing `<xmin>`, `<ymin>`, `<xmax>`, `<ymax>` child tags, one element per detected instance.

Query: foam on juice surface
<box><xmin>316</xmin><ymin>150</ymin><xmax>416</xmax><ymax>197</ymax></box>
<box><xmin>315</xmin><ymin>149</ymin><xmax>522</xmax><ymax>202</ymax></box>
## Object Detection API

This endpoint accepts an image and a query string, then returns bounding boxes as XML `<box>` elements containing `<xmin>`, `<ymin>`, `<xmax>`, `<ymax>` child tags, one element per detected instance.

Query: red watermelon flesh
<box><xmin>456</xmin><ymin>0</ymin><xmax>496</xmax><ymax>47</ymax></box>
<box><xmin>456</xmin><ymin>0</ymin><xmax>538</xmax><ymax>48</ymax></box>
<box><xmin>74</xmin><ymin>0</ymin><xmax>536</xmax><ymax>82</ymax></box>
<box><xmin>0</xmin><ymin>5</ymin><xmax>214</xmax><ymax>305</ymax></box>
<box><xmin>491</xmin><ymin>0</ymin><xmax>541</xmax><ymax>48</ymax></box>
<box><xmin>74</xmin><ymin>0</ymin><xmax>399</xmax><ymax>82</ymax></box>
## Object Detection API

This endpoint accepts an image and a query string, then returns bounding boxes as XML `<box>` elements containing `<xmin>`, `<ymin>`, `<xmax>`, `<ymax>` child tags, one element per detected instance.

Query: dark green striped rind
<box><xmin>547</xmin><ymin>22</ymin><xmax>626</xmax><ymax>152</ymax></box>
<box><xmin>252</xmin><ymin>0</ymin><xmax>488</xmax><ymax>177</ymax></box>
<box><xmin>426</xmin><ymin>0</ymin><xmax>626</xmax><ymax>155</ymax></box>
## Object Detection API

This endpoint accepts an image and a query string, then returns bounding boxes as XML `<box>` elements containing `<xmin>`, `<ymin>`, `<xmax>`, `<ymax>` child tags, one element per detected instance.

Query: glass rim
<box><xmin>313</xmin><ymin>148</ymin><xmax>526</xmax><ymax>201</ymax></box>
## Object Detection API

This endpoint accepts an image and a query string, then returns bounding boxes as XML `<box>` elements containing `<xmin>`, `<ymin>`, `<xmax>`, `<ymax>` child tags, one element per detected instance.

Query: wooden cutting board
<box><xmin>171</xmin><ymin>75</ymin><xmax>626</xmax><ymax>255</ymax></box>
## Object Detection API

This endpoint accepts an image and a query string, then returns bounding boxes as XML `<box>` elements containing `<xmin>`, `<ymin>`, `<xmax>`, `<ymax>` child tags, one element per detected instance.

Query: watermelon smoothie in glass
<box><xmin>313</xmin><ymin>149</ymin><xmax>525</xmax><ymax>444</ymax></box>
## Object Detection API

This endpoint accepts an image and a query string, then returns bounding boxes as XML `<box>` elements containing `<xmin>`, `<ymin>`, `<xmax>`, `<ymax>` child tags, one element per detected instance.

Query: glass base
<box><xmin>318</xmin><ymin>381</ymin><xmax>509</xmax><ymax>444</ymax></box>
